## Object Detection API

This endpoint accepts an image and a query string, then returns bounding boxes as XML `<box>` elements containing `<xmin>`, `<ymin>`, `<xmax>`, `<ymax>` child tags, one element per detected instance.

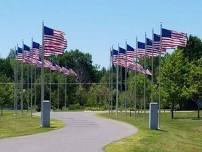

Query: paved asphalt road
<box><xmin>0</xmin><ymin>112</ymin><xmax>137</xmax><ymax>152</ymax></box>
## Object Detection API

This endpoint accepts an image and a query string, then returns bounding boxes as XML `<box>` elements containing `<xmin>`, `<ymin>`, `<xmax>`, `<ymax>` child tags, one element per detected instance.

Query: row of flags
<box><xmin>111</xmin><ymin>27</ymin><xmax>187</xmax><ymax>75</ymax></box>
<box><xmin>15</xmin><ymin>25</ymin><xmax>77</xmax><ymax>77</ymax></box>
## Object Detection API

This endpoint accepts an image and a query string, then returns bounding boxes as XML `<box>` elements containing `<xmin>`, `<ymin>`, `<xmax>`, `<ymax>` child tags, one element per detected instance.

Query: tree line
<box><xmin>0</xmin><ymin>36</ymin><xmax>201</xmax><ymax>118</ymax></box>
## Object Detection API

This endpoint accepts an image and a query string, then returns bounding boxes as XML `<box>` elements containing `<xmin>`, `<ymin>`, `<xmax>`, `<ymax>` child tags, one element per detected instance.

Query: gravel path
<box><xmin>0</xmin><ymin>112</ymin><xmax>137</xmax><ymax>152</ymax></box>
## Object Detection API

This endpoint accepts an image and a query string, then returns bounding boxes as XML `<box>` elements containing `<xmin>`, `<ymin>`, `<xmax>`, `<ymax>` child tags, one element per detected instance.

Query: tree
<box><xmin>0</xmin><ymin>58</ymin><xmax>13</xmax><ymax>80</ymax></box>
<box><xmin>127</xmin><ymin>72</ymin><xmax>151</xmax><ymax>111</ymax></box>
<box><xmin>8</xmin><ymin>49</ymin><xmax>16</xmax><ymax>59</ymax></box>
<box><xmin>183</xmin><ymin>36</ymin><xmax>202</xmax><ymax>61</ymax></box>
<box><xmin>0</xmin><ymin>75</ymin><xmax>13</xmax><ymax>116</ymax></box>
<box><xmin>86</xmin><ymin>75</ymin><xmax>110</xmax><ymax>110</ymax></box>
<box><xmin>161</xmin><ymin>50</ymin><xmax>190</xmax><ymax>118</ymax></box>
<box><xmin>182</xmin><ymin>58</ymin><xmax>202</xmax><ymax>118</ymax></box>
<box><xmin>59</xmin><ymin>50</ymin><xmax>104</xmax><ymax>84</ymax></box>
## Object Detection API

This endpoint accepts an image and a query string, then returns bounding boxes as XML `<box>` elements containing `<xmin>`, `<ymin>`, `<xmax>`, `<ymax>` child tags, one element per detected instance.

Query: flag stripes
<box><xmin>162</xmin><ymin>28</ymin><xmax>187</xmax><ymax>49</ymax></box>
<box><xmin>43</xmin><ymin>26</ymin><xmax>67</xmax><ymax>56</ymax></box>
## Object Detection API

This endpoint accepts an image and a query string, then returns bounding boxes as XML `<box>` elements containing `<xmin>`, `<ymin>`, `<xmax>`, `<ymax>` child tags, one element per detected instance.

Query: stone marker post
<box><xmin>149</xmin><ymin>103</ymin><xmax>159</xmax><ymax>130</ymax></box>
<box><xmin>41</xmin><ymin>100</ymin><xmax>50</xmax><ymax>127</ymax></box>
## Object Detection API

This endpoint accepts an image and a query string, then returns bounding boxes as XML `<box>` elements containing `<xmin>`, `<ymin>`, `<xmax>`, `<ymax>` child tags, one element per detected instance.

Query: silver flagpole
<box><xmin>27</xmin><ymin>62</ymin><xmax>29</xmax><ymax>112</ymax></box>
<box><xmin>115</xmin><ymin>45</ymin><xmax>119</xmax><ymax>117</ymax></box>
<box><xmin>30</xmin><ymin>39</ymin><xmax>33</xmax><ymax>117</ymax></box>
<box><xmin>65</xmin><ymin>73</ymin><xmax>67</xmax><ymax>109</ymax></box>
<box><xmin>21</xmin><ymin>42</ymin><xmax>24</xmax><ymax>114</ymax></box>
<box><xmin>120</xmin><ymin>64</ymin><xmax>122</xmax><ymax>113</ymax></box>
<box><xmin>16</xmin><ymin>48</ymin><xmax>19</xmax><ymax>115</ymax></box>
<box><xmin>49</xmin><ymin>58</ymin><xmax>52</xmax><ymax>108</ymax></box>
<box><xmin>151</xmin><ymin>29</ymin><xmax>154</xmax><ymax>104</ymax></box>
<box><xmin>116</xmin><ymin>64</ymin><xmax>119</xmax><ymax>117</ymax></box>
<box><xmin>30</xmin><ymin>64</ymin><xmax>33</xmax><ymax>116</ymax></box>
<box><xmin>144</xmin><ymin>33</ymin><xmax>146</xmax><ymax>115</ymax></box>
<box><xmin>16</xmin><ymin>44</ymin><xmax>21</xmax><ymax>114</ymax></box>
<box><xmin>158</xmin><ymin>23</ymin><xmax>162</xmax><ymax>129</ymax></box>
<box><xmin>135</xmin><ymin>37</ymin><xmax>138</xmax><ymax>117</ymax></box>
<box><xmin>34</xmin><ymin>66</ymin><xmax>37</xmax><ymax>109</ymax></box>
<box><xmin>16</xmin><ymin>47</ymin><xmax>19</xmax><ymax>115</ymax></box>
<box><xmin>57</xmin><ymin>57</ymin><xmax>60</xmax><ymax>110</ymax></box>
<box><xmin>13</xmin><ymin>47</ymin><xmax>16</xmax><ymax>115</ymax></box>
<box><xmin>41</xmin><ymin>22</ymin><xmax>45</xmax><ymax>126</ymax></box>
<box><xmin>64</xmin><ymin>61</ymin><xmax>67</xmax><ymax>110</ymax></box>
<box><xmin>110</xmin><ymin>46</ymin><xmax>113</xmax><ymax>114</ymax></box>
<box><xmin>58</xmin><ymin>75</ymin><xmax>60</xmax><ymax>110</ymax></box>
<box><xmin>108</xmin><ymin>47</ymin><xmax>111</xmax><ymax>115</ymax></box>
<box><xmin>49</xmin><ymin>68</ymin><xmax>51</xmax><ymax>106</ymax></box>
<box><xmin>14</xmin><ymin>47</ymin><xmax>17</xmax><ymax>115</ymax></box>
<box><xmin>125</xmin><ymin>41</ymin><xmax>128</xmax><ymax>117</ymax></box>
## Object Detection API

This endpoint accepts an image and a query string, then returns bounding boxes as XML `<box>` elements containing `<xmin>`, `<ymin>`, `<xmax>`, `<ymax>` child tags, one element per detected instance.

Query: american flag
<box><xmin>111</xmin><ymin>46</ymin><xmax>151</xmax><ymax>75</ymax></box>
<box><xmin>43</xmin><ymin>26</ymin><xmax>67</xmax><ymax>57</ymax></box>
<box><xmin>31</xmin><ymin>59</ymin><xmax>42</xmax><ymax>67</ymax></box>
<box><xmin>16</xmin><ymin>47</ymin><xmax>23</xmax><ymax>61</ymax></box>
<box><xmin>69</xmin><ymin>68</ymin><xmax>77</xmax><ymax>76</ymax></box>
<box><xmin>55</xmin><ymin>64</ymin><xmax>62</xmax><ymax>72</ymax></box>
<box><xmin>137</xmin><ymin>42</ymin><xmax>145</xmax><ymax>58</ymax></box>
<box><xmin>118</xmin><ymin>47</ymin><xmax>126</xmax><ymax>67</ymax></box>
<box><xmin>61</xmin><ymin>67</ymin><xmax>69</xmax><ymax>75</ymax></box>
<box><xmin>161</xmin><ymin>28</ymin><xmax>187</xmax><ymax>49</ymax></box>
<box><xmin>23</xmin><ymin>44</ymin><xmax>31</xmax><ymax>64</ymax></box>
<box><xmin>153</xmin><ymin>33</ymin><xmax>161</xmax><ymax>51</ymax></box>
<box><xmin>112</xmin><ymin>48</ymin><xmax>133</xmax><ymax>68</ymax></box>
<box><xmin>111</xmin><ymin>49</ymin><xmax>119</xmax><ymax>65</ymax></box>
<box><xmin>153</xmin><ymin>33</ymin><xmax>166</xmax><ymax>55</ymax></box>
<box><xmin>127</xmin><ymin>63</ymin><xmax>152</xmax><ymax>75</ymax></box>
<box><xmin>127</xmin><ymin>62</ymin><xmax>145</xmax><ymax>74</ymax></box>
<box><xmin>145</xmin><ymin>69</ymin><xmax>152</xmax><ymax>75</ymax></box>
<box><xmin>44</xmin><ymin>60</ymin><xmax>53</xmax><ymax>69</ymax></box>
<box><xmin>126</xmin><ymin>44</ymin><xmax>136</xmax><ymax>61</ymax></box>
<box><xmin>32</xmin><ymin>41</ymin><xmax>40</xmax><ymax>60</ymax></box>
<box><xmin>126</xmin><ymin>44</ymin><xmax>134</xmax><ymax>56</ymax></box>
<box><xmin>146</xmin><ymin>38</ymin><xmax>159</xmax><ymax>57</ymax></box>
<box><xmin>49</xmin><ymin>63</ymin><xmax>57</xmax><ymax>71</ymax></box>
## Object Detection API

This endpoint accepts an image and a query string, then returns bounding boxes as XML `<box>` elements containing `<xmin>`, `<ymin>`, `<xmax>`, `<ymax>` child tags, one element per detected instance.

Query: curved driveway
<box><xmin>0</xmin><ymin>112</ymin><xmax>137</xmax><ymax>152</ymax></box>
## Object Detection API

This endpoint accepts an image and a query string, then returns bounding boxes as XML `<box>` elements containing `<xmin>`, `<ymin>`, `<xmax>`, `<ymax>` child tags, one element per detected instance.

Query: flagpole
<box><xmin>120</xmin><ymin>61</ymin><xmax>122</xmax><ymax>113</ymax></box>
<box><xmin>64</xmin><ymin>60</ymin><xmax>67</xmax><ymax>109</ymax></box>
<box><xmin>115</xmin><ymin>45</ymin><xmax>119</xmax><ymax>117</ymax></box>
<box><xmin>17</xmin><ymin>56</ymin><xmax>19</xmax><ymax>114</ymax></box>
<box><xmin>41</xmin><ymin>21</ymin><xmax>45</xmax><ymax>126</ymax></box>
<box><xmin>34</xmin><ymin>66</ymin><xmax>37</xmax><ymax>110</ymax></box>
<box><xmin>27</xmin><ymin>65</ymin><xmax>29</xmax><ymax>112</ymax></box>
<box><xmin>30</xmin><ymin>62</ymin><xmax>33</xmax><ymax>116</ymax></box>
<box><xmin>21</xmin><ymin>42</ymin><xmax>24</xmax><ymax>114</ymax></box>
<box><xmin>49</xmin><ymin>58</ymin><xmax>52</xmax><ymax>108</ymax></box>
<box><xmin>151</xmin><ymin>29</ymin><xmax>154</xmax><ymax>104</ymax></box>
<box><xmin>31</xmin><ymin>66</ymin><xmax>33</xmax><ymax>116</ymax></box>
<box><xmin>116</xmin><ymin>64</ymin><xmax>119</xmax><ymax>117</ymax></box>
<box><xmin>144</xmin><ymin>33</ymin><xmax>147</xmax><ymax>116</ymax></box>
<box><xmin>65</xmin><ymin>73</ymin><xmax>67</xmax><ymax>109</ymax></box>
<box><xmin>57</xmin><ymin>57</ymin><xmax>60</xmax><ymax>110</ymax></box>
<box><xmin>158</xmin><ymin>23</ymin><xmax>162</xmax><ymax>129</ymax></box>
<box><xmin>110</xmin><ymin>46</ymin><xmax>113</xmax><ymax>114</ymax></box>
<box><xmin>14</xmin><ymin>47</ymin><xmax>17</xmax><ymax>115</ymax></box>
<box><xmin>27</xmin><ymin>60</ymin><xmax>29</xmax><ymax>112</ymax></box>
<box><xmin>16</xmin><ymin>47</ymin><xmax>19</xmax><ymax>115</ymax></box>
<box><xmin>135</xmin><ymin>38</ymin><xmax>137</xmax><ymax>117</ymax></box>
<box><xmin>30</xmin><ymin>39</ymin><xmax>33</xmax><ymax>117</ymax></box>
<box><xmin>16</xmin><ymin>49</ymin><xmax>19</xmax><ymax>115</ymax></box>
<box><xmin>125</xmin><ymin>41</ymin><xmax>128</xmax><ymax>117</ymax></box>
<box><xmin>108</xmin><ymin>47</ymin><xmax>111</xmax><ymax>115</ymax></box>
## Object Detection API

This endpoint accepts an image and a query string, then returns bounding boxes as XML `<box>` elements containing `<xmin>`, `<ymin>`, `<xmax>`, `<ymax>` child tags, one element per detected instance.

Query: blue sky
<box><xmin>0</xmin><ymin>0</ymin><xmax>202</xmax><ymax>68</ymax></box>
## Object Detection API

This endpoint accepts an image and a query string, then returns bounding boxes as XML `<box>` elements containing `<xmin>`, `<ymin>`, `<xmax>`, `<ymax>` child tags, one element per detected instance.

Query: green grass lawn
<box><xmin>100</xmin><ymin>111</ymin><xmax>202</xmax><ymax>152</ymax></box>
<box><xmin>0</xmin><ymin>111</ymin><xmax>64</xmax><ymax>139</ymax></box>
